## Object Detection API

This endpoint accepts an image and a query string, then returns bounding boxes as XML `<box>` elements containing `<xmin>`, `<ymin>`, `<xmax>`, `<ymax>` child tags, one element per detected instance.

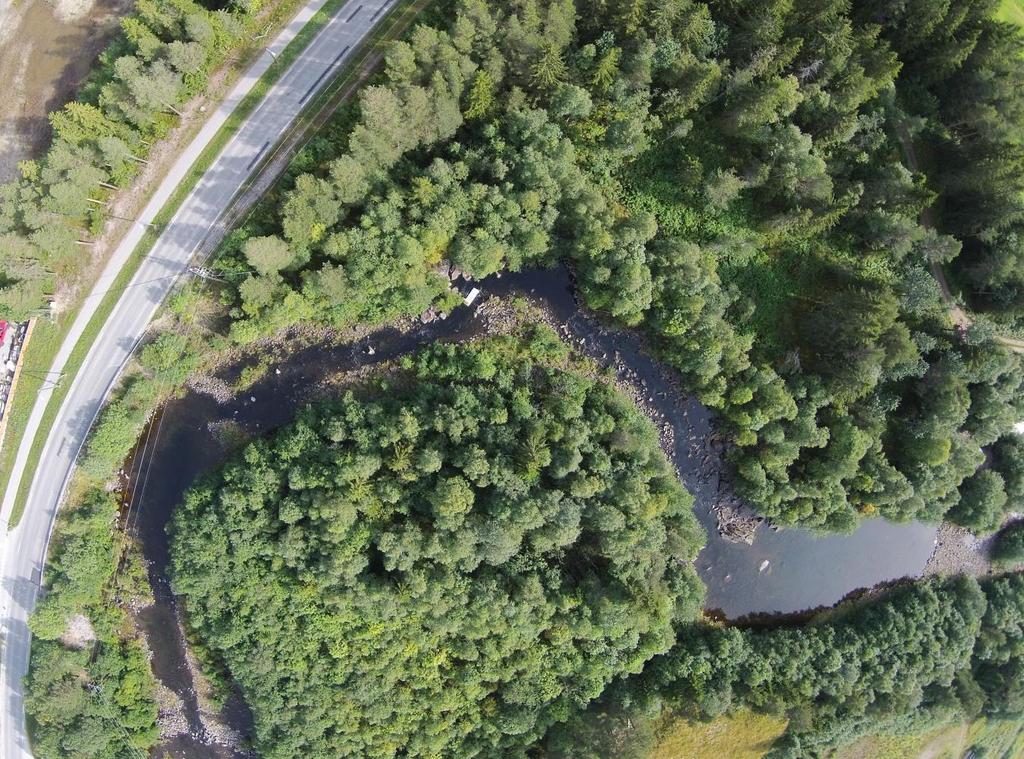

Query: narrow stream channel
<box><xmin>128</xmin><ymin>265</ymin><xmax>937</xmax><ymax>755</ymax></box>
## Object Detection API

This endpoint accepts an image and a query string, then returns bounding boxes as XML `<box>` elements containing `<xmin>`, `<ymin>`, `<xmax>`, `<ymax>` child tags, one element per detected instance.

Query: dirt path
<box><xmin>895</xmin><ymin>119</ymin><xmax>1024</xmax><ymax>355</ymax></box>
<box><xmin>917</xmin><ymin>722</ymin><xmax>968</xmax><ymax>759</ymax></box>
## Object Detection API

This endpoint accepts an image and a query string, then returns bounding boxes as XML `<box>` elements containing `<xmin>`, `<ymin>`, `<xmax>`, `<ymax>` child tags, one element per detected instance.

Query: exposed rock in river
<box><xmin>716</xmin><ymin>501</ymin><xmax>761</xmax><ymax>545</ymax></box>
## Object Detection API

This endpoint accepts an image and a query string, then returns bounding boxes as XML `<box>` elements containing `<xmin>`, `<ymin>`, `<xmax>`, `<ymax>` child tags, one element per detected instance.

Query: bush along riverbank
<box><xmin>21</xmin><ymin>284</ymin><xmax>240</xmax><ymax>755</ymax></box>
<box><xmin>25</xmin><ymin>487</ymin><xmax>158</xmax><ymax>758</ymax></box>
<box><xmin>22</xmin><ymin>288</ymin><xmax>257</xmax><ymax>755</ymax></box>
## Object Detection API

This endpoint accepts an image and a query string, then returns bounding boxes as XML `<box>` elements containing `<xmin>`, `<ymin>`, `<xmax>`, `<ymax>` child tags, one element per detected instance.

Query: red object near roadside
<box><xmin>0</xmin><ymin>321</ymin><xmax>7</xmax><ymax>343</ymax></box>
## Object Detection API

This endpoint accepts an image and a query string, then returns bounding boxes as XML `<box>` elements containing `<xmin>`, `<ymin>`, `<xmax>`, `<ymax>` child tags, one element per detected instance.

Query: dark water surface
<box><xmin>128</xmin><ymin>266</ymin><xmax>936</xmax><ymax>753</ymax></box>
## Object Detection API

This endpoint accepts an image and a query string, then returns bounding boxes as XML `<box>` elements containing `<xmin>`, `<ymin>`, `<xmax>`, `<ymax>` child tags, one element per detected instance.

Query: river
<box><xmin>125</xmin><ymin>265</ymin><xmax>937</xmax><ymax>754</ymax></box>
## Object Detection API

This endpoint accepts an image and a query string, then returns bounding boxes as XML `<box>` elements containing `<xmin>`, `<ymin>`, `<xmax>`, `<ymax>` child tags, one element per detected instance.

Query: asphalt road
<box><xmin>0</xmin><ymin>0</ymin><xmax>395</xmax><ymax>754</ymax></box>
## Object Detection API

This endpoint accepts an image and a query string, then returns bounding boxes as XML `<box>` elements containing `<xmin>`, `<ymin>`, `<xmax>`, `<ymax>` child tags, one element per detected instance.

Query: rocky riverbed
<box><xmin>924</xmin><ymin>512</ymin><xmax>1023</xmax><ymax>578</ymax></box>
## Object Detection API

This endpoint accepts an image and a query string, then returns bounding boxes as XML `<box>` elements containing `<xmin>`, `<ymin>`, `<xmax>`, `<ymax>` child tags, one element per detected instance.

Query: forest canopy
<box><xmin>209</xmin><ymin>0</ymin><xmax>1024</xmax><ymax>532</ymax></box>
<box><xmin>22</xmin><ymin>1</ymin><xmax>1024</xmax><ymax>756</ymax></box>
<box><xmin>547</xmin><ymin>573</ymin><xmax>1024</xmax><ymax>758</ymax></box>
<box><xmin>170</xmin><ymin>331</ymin><xmax>705</xmax><ymax>758</ymax></box>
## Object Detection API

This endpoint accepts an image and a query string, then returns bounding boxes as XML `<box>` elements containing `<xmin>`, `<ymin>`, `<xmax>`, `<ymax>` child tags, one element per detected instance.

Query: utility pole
<box><xmin>188</xmin><ymin>266</ymin><xmax>226</xmax><ymax>282</ymax></box>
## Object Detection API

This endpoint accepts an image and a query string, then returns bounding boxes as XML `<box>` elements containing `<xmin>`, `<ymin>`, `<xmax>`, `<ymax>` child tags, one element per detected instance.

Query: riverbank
<box><xmin>117</xmin><ymin>268</ymin><xmax>944</xmax><ymax>735</ymax></box>
<box><xmin>924</xmin><ymin>512</ymin><xmax>1024</xmax><ymax>578</ymax></box>
<box><xmin>925</xmin><ymin>523</ymin><xmax>992</xmax><ymax>577</ymax></box>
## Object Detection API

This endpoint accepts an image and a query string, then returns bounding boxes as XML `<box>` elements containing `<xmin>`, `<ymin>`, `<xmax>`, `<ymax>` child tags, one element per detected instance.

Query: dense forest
<box><xmin>547</xmin><ymin>572</ymin><xmax>1024</xmax><ymax>758</ymax></box>
<box><xmin>204</xmin><ymin>0</ymin><xmax>1024</xmax><ymax>532</ymax></box>
<box><xmin>18</xmin><ymin>0</ymin><xmax>1024</xmax><ymax>756</ymax></box>
<box><xmin>170</xmin><ymin>332</ymin><xmax>705</xmax><ymax>757</ymax></box>
<box><xmin>168</xmin><ymin>335</ymin><xmax>1024</xmax><ymax>758</ymax></box>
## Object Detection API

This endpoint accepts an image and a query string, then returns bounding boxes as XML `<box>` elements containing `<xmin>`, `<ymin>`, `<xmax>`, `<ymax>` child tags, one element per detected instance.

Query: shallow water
<box><xmin>126</xmin><ymin>265</ymin><xmax>937</xmax><ymax>752</ymax></box>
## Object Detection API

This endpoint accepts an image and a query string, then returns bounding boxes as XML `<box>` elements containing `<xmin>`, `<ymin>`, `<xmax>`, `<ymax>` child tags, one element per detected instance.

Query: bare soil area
<box><xmin>0</xmin><ymin>0</ymin><xmax>128</xmax><ymax>183</ymax></box>
<box><xmin>58</xmin><ymin>612</ymin><xmax>96</xmax><ymax>649</ymax></box>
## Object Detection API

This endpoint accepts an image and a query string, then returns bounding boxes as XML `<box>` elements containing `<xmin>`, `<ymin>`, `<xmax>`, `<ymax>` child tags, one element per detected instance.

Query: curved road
<box><xmin>0</xmin><ymin>0</ymin><xmax>394</xmax><ymax>754</ymax></box>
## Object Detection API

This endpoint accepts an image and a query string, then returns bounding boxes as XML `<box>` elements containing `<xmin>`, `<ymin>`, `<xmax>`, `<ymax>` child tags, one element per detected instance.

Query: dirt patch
<box><xmin>0</xmin><ymin>0</ymin><xmax>127</xmax><ymax>182</ymax></box>
<box><xmin>59</xmin><ymin>612</ymin><xmax>96</xmax><ymax>649</ymax></box>
<box><xmin>51</xmin><ymin>0</ymin><xmax>96</xmax><ymax>22</ymax></box>
<box><xmin>0</xmin><ymin>44</ymin><xmax>33</xmax><ymax>175</ymax></box>
<box><xmin>153</xmin><ymin>674</ymin><xmax>189</xmax><ymax>737</ymax></box>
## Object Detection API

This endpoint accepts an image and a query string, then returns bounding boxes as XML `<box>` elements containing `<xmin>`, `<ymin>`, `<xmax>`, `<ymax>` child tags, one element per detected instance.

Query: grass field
<box><xmin>832</xmin><ymin>725</ymin><xmax>957</xmax><ymax>759</ymax></box>
<box><xmin>999</xmin><ymin>0</ymin><xmax>1024</xmax><ymax>27</ymax></box>
<box><xmin>647</xmin><ymin>711</ymin><xmax>788</xmax><ymax>759</ymax></box>
<box><xmin>644</xmin><ymin>714</ymin><xmax>1024</xmax><ymax>759</ymax></box>
<box><xmin>833</xmin><ymin>718</ymin><xmax>1024</xmax><ymax>759</ymax></box>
